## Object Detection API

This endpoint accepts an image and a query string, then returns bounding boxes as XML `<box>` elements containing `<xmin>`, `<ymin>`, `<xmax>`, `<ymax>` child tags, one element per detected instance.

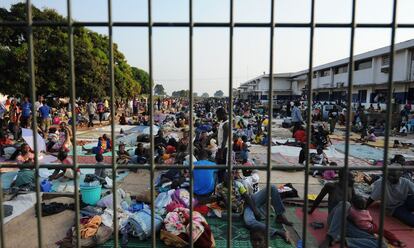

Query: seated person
<box><xmin>311</xmin><ymin>148</ymin><xmax>329</xmax><ymax>177</ymax></box>
<box><xmin>132</xmin><ymin>142</ymin><xmax>149</xmax><ymax>164</ymax></box>
<box><xmin>293</xmin><ymin>125</ymin><xmax>307</xmax><ymax>143</ymax></box>
<box><xmin>367</xmin><ymin>168</ymin><xmax>414</xmax><ymax>227</ymax></box>
<box><xmin>119</xmin><ymin>113</ymin><xmax>127</xmax><ymax>125</ymax></box>
<box><xmin>322</xmin><ymin>162</ymin><xmax>337</xmax><ymax>180</ymax></box>
<box><xmin>193</xmin><ymin>149</ymin><xmax>217</xmax><ymax>196</ymax></box>
<box><xmin>315</xmin><ymin>125</ymin><xmax>330</xmax><ymax>148</ymax></box>
<box><xmin>215</xmin><ymin>172</ymin><xmax>292</xmax><ymax>242</ymax></box>
<box><xmin>49</xmin><ymin>150</ymin><xmax>76</xmax><ymax>180</ymax></box>
<box><xmin>10</xmin><ymin>143</ymin><xmax>34</xmax><ymax>164</ymax></box>
<box><xmin>116</xmin><ymin>143</ymin><xmax>131</xmax><ymax>165</ymax></box>
<box><xmin>48</xmin><ymin>122</ymin><xmax>71</xmax><ymax>152</ymax></box>
<box><xmin>349</xmin><ymin>195</ymin><xmax>405</xmax><ymax>247</ymax></box>
<box><xmin>82</xmin><ymin>134</ymin><xmax>112</xmax><ymax>155</ymax></box>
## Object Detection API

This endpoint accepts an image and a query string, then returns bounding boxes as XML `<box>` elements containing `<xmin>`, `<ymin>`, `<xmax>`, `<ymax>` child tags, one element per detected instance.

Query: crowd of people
<box><xmin>2</xmin><ymin>93</ymin><xmax>414</xmax><ymax>247</ymax></box>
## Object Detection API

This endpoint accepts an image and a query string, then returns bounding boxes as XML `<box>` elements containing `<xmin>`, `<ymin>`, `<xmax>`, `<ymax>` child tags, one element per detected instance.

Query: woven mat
<box><xmin>98</xmin><ymin>217</ymin><xmax>294</xmax><ymax>248</ymax></box>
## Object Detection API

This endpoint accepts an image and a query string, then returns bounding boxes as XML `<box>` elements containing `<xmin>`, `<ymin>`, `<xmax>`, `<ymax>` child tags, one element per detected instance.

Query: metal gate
<box><xmin>0</xmin><ymin>0</ymin><xmax>412</xmax><ymax>247</ymax></box>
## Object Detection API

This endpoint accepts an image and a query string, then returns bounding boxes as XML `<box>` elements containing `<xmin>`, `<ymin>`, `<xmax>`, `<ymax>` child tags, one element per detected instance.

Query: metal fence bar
<box><xmin>0</xmin><ymin>165</ymin><xmax>3</xmax><ymax>247</ymax></box>
<box><xmin>339</xmin><ymin>0</ymin><xmax>357</xmax><ymax>247</ymax></box>
<box><xmin>188</xmin><ymin>0</ymin><xmax>195</xmax><ymax>246</ymax></box>
<box><xmin>66</xmin><ymin>0</ymin><xmax>81</xmax><ymax>246</ymax></box>
<box><xmin>3</xmin><ymin>21</ymin><xmax>414</xmax><ymax>29</ymax></box>
<box><xmin>227</xmin><ymin>1</ymin><xmax>234</xmax><ymax>247</ymax></box>
<box><xmin>4</xmin><ymin>164</ymin><xmax>414</xmax><ymax>171</ymax></box>
<box><xmin>0</xmin><ymin>2</ymin><xmax>409</xmax><ymax>248</ymax></box>
<box><xmin>378</xmin><ymin>0</ymin><xmax>398</xmax><ymax>246</ymax></box>
<box><xmin>26</xmin><ymin>1</ymin><xmax>43</xmax><ymax>247</ymax></box>
<box><xmin>302</xmin><ymin>0</ymin><xmax>316</xmax><ymax>247</ymax></box>
<box><xmin>265</xmin><ymin>0</ymin><xmax>275</xmax><ymax>247</ymax></box>
<box><xmin>107</xmin><ymin>0</ymin><xmax>119</xmax><ymax>246</ymax></box>
<box><xmin>147</xmin><ymin>0</ymin><xmax>156</xmax><ymax>247</ymax></box>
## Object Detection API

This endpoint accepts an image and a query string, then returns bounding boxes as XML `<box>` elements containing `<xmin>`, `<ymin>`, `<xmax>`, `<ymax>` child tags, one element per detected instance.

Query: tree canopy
<box><xmin>171</xmin><ymin>90</ymin><xmax>189</xmax><ymax>98</ymax></box>
<box><xmin>214</xmin><ymin>90</ymin><xmax>224</xmax><ymax>98</ymax></box>
<box><xmin>154</xmin><ymin>84</ymin><xmax>166</xmax><ymax>96</ymax></box>
<box><xmin>201</xmin><ymin>92</ymin><xmax>209</xmax><ymax>98</ymax></box>
<box><xmin>0</xmin><ymin>3</ymin><xmax>150</xmax><ymax>98</ymax></box>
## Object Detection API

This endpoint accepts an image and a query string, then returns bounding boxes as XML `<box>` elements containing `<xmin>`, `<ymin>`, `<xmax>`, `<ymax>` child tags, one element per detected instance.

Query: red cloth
<box><xmin>293</xmin><ymin>129</ymin><xmax>307</xmax><ymax>143</ymax></box>
<box><xmin>166</xmin><ymin>201</ymin><xmax>185</xmax><ymax>213</ymax></box>
<box><xmin>166</xmin><ymin>145</ymin><xmax>176</xmax><ymax>154</ymax></box>
<box><xmin>349</xmin><ymin>207</ymin><xmax>373</xmax><ymax>231</ymax></box>
<box><xmin>194</xmin><ymin>205</ymin><xmax>209</xmax><ymax>216</ymax></box>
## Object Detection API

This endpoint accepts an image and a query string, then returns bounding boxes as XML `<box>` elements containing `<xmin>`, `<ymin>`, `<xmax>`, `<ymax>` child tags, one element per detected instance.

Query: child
<box><xmin>349</xmin><ymin>195</ymin><xmax>405</xmax><ymax>247</ymax></box>
<box><xmin>49</xmin><ymin>150</ymin><xmax>76</xmax><ymax>181</ymax></box>
<box><xmin>94</xmin><ymin>153</ymin><xmax>107</xmax><ymax>179</ymax></box>
<box><xmin>322</xmin><ymin>162</ymin><xmax>337</xmax><ymax>180</ymax></box>
<box><xmin>311</xmin><ymin>148</ymin><xmax>329</xmax><ymax>177</ymax></box>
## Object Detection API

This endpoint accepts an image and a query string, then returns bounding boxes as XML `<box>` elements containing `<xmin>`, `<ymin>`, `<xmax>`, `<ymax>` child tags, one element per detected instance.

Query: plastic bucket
<box><xmin>40</xmin><ymin>180</ymin><xmax>52</xmax><ymax>192</ymax></box>
<box><xmin>80</xmin><ymin>185</ymin><xmax>102</xmax><ymax>205</ymax></box>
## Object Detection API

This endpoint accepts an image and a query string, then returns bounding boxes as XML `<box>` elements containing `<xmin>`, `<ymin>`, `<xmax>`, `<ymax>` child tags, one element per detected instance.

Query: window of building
<box><xmin>358</xmin><ymin>90</ymin><xmax>367</xmax><ymax>103</ymax></box>
<box><xmin>321</xmin><ymin>69</ymin><xmax>330</xmax><ymax>77</ymax></box>
<box><xmin>334</xmin><ymin>64</ymin><xmax>348</xmax><ymax>74</ymax></box>
<box><xmin>382</xmin><ymin>55</ymin><xmax>390</xmax><ymax>66</ymax></box>
<box><xmin>355</xmin><ymin>59</ymin><xmax>372</xmax><ymax>70</ymax></box>
<box><xmin>313</xmin><ymin>71</ymin><xmax>318</xmax><ymax>78</ymax></box>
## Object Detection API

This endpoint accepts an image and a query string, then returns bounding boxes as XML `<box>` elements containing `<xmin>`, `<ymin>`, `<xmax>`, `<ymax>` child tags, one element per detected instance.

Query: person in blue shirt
<box><xmin>193</xmin><ymin>149</ymin><xmax>217</xmax><ymax>196</ymax></box>
<box><xmin>39</xmin><ymin>101</ymin><xmax>51</xmax><ymax>133</ymax></box>
<box><xmin>20</xmin><ymin>96</ymin><xmax>32</xmax><ymax>128</ymax></box>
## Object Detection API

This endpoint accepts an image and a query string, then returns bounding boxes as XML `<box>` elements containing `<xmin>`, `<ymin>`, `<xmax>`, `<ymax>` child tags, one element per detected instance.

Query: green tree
<box><xmin>214</xmin><ymin>90</ymin><xmax>224</xmax><ymax>98</ymax></box>
<box><xmin>131</xmin><ymin>67</ymin><xmax>150</xmax><ymax>94</ymax></box>
<box><xmin>171</xmin><ymin>90</ymin><xmax>189</xmax><ymax>98</ymax></box>
<box><xmin>201</xmin><ymin>92</ymin><xmax>209</xmax><ymax>98</ymax></box>
<box><xmin>154</xmin><ymin>84</ymin><xmax>166</xmax><ymax>96</ymax></box>
<box><xmin>0</xmin><ymin>3</ymin><xmax>148</xmax><ymax>99</ymax></box>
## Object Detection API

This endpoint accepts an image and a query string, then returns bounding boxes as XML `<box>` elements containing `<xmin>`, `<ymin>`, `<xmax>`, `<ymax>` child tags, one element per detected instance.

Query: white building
<box><xmin>238</xmin><ymin>39</ymin><xmax>414</xmax><ymax>106</ymax></box>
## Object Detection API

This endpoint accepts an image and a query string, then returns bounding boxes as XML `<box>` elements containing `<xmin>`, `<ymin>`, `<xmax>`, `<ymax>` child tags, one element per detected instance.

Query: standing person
<box><xmin>291</xmin><ymin>101</ymin><xmax>303</xmax><ymax>132</ymax></box>
<box><xmin>97</xmin><ymin>99</ymin><xmax>105</xmax><ymax>125</ymax></box>
<box><xmin>157</xmin><ymin>98</ymin><xmax>161</xmax><ymax>111</ymax></box>
<box><xmin>216</xmin><ymin>107</ymin><xmax>229</xmax><ymax>182</ymax></box>
<box><xmin>39</xmin><ymin>100</ymin><xmax>51</xmax><ymax>134</ymax></box>
<box><xmin>0</xmin><ymin>101</ymin><xmax>6</xmax><ymax>138</ymax></box>
<box><xmin>86</xmin><ymin>99</ymin><xmax>96</xmax><ymax>128</ymax></box>
<box><xmin>20</xmin><ymin>96</ymin><xmax>32</xmax><ymax>128</ymax></box>
<box><xmin>328</xmin><ymin>105</ymin><xmax>339</xmax><ymax>134</ymax></box>
<box><xmin>9</xmin><ymin>99</ymin><xmax>21</xmax><ymax>140</ymax></box>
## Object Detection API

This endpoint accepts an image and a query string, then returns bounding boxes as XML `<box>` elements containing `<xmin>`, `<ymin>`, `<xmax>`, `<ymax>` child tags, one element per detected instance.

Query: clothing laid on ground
<box><xmin>193</xmin><ymin>160</ymin><xmax>217</xmax><ymax>195</ymax></box>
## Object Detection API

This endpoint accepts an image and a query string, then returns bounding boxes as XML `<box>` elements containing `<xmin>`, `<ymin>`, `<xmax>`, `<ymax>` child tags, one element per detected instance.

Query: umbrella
<box><xmin>142</xmin><ymin>125</ymin><xmax>160</xmax><ymax>135</ymax></box>
<box><xmin>22</xmin><ymin>128</ymin><xmax>47</xmax><ymax>153</ymax></box>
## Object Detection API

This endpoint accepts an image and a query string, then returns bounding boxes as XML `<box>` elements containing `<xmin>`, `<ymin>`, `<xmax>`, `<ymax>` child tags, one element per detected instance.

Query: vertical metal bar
<box><xmin>0</xmin><ymin>160</ymin><xmax>4</xmax><ymax>247</ymax></box>
<box><xmin>67</xmin><ymin>0</ymin><xmax>80</xmax><ymax>247</ymax></box>
<box><xmin>339</xmin><ymin>0</ymin><xmax>357</xmax><ymax>247</ymax></box>
<box><xmin>107</xmin><ymin>0</ymin><xmax>119</xmax><ymax>246</ymax></box>
<box><xmin>147</xmin><ymin>0</ymin><xmax>156</xmax><ymax>247</ymax></box>
<box><xmin>377</xmin><ymin>0</ymin><xmax>398</xmax><ymax>246</ymax></box>
<box><xmin>265</xmin><ymin>0</ymin><xmax>275</xmax><ymax>247</ymax></box>
<box><xmin>302</xmin><ymin>0</ymin><xmax>315</xmax><ymax>247</ymax></box>
<box><xmin>227</xmin><ymin>0</ymin><xmax>234</xmax><ymax>247</ymax></box>
<box><xmin>26</xmin><ymin>1</ymin><xmax>43</xmax><ymax>247</ymax></box>
<box><xmin>188</xmin><ymin>0</ymin><xmax>194</xmax><ymax>247</ymax></box>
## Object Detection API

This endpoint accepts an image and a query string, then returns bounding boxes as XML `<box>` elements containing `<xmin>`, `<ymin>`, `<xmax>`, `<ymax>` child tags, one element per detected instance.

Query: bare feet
<box><xmin>273</xmin><ymin>230</ymin><xmax>290</xmax><ymax>244</ymax></box>
<box><xmin>276</xmin><ymin>214</ymin><xmax>293</xmax><ymax>226</ymax></box>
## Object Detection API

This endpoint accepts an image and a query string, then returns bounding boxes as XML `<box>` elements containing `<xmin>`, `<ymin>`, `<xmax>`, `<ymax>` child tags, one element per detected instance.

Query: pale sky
<box><xmin>2</xmin><ymin>0</ymin><xmax>414</xmax><ymax>96</ymax></box>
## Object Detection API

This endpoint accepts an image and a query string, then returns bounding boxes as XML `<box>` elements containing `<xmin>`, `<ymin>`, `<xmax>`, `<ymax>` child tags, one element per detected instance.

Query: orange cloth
<box><xmin>81</xmin><ymin>215</ymin><xmax>102</xmax><ymax>238</ymax></box>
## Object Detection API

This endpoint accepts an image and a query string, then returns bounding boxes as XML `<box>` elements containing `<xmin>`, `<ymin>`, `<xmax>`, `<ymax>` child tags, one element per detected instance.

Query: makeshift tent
<box><xmin>22</xmin><ymin>128</ymin><xmax>47</xmax><ymax>153</ymax></box>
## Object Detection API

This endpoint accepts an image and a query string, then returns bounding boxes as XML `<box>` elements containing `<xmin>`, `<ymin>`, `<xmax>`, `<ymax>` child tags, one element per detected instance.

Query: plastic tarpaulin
<box><xmin>22</xmin><ymin>128</ymin><xmax>47</xmax><ymax>153</ymax></box>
